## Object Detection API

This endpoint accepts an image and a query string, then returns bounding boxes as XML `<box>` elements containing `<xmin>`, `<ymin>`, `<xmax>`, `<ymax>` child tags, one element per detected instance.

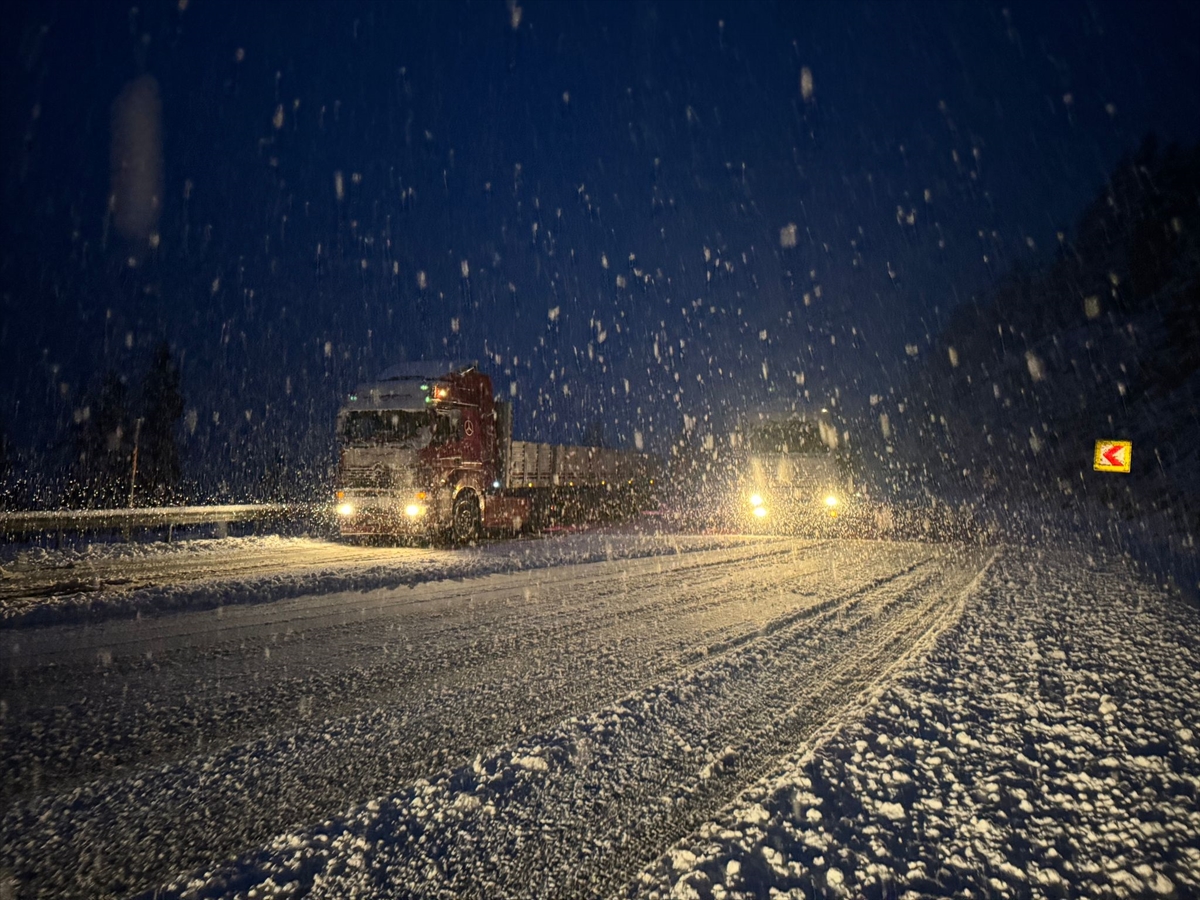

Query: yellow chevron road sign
<box><xmin>1093</xmin><ymin>440</ymin><xmax>1132</xmax><ymax>473</ymax></box>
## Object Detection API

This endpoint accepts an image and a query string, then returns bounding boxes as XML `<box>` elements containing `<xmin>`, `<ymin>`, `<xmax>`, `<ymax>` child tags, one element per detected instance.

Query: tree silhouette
<box><xmin>582</xmin><ymin>419</ymin><xmax>608</xmax><ymax>449</ymax></box>
<box><xmin>137</xmin><ymin>341</ymin><xmax>184</xmax><ymax>504</ymax></box>
<box><xmin>72</xmin><ymin>372</ymin><xmax>135</xmax><ymax>508</ymax></box>
<box><xmin>885</xmin><ymin>136</ymin><xmax>1200</xmax><ymax>531</ymax></box>
<box><xmin>69</xmin><ymin>343</ymin><xmax>185</xmax><ymax>508</ymax></box>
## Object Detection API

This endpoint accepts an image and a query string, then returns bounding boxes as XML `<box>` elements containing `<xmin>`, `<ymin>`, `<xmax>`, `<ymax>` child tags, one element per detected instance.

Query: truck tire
<box><xmin>451</xmin><ymin>491</ymin><xmax>481</xmax><ymax>545</ymax></box>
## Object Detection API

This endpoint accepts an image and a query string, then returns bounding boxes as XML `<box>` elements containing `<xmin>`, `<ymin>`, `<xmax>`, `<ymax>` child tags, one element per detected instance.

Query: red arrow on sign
<box><xmin>1102</xmin><ymin>444</ymin><xmax>1124</xmax><ymax>468</ymax></box>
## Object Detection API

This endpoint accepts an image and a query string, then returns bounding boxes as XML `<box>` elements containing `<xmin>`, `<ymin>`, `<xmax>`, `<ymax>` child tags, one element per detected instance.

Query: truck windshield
<box><xmin>747</xmin><ymin>421</ymin><xmax>826</xmax><ymax>455</ymax></box>
<box><xmin>340</xmin><ymin>410</ymin><xmax>432</xmax><ymax>447</ymax></box>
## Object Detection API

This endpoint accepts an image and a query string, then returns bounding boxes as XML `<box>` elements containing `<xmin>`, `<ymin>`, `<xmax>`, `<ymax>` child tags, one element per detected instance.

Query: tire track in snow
<box><xmin>135</xmin><ymin>546</ymin><xmax>986</xmax><ymax>900</ymax></box>
<box><xmin>543</xmin><ymin>550</ymin><xmax>992</xmax><ymax>900</ymax></box>
<box><xmin>0</xmin><ymin>533</ymin><xmax>778</xmax><ymax>628</ymax></box>
<box><xmin>0</xmin><ymin>540</ymin><xmax>843</xmax><ymax>798</ymax></box>
<box><xmin>1</xmin><ymin>537</ymin><xmax>799</xmax><ymax>663</ymax></box>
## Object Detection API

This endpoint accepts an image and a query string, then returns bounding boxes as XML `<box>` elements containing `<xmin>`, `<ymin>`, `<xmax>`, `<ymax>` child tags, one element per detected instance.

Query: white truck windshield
<box><xmin>340</xmin><ymin>410</ymin><xmax>432</xmax><ymax>447</ymax></box>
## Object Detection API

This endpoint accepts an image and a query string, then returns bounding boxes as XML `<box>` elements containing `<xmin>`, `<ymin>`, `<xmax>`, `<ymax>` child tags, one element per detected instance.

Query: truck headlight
<box><xmin>749</xmin><ymin>493</ymin><xmax>764</xmax><ymax>508</ymax></box>
<box><xmin>337</xmin><ymin>502</ymin><xmax>355</xmax><ymax>517</ymax></box>
<box><xmin>404</xmin><ymin>504</ymin><xmax>425</xmax><ymax>518</ymax></box>
<box><xmin>752</xmin><ymin>506</ymin><xmax>768</xmax><ymax>519</ymax></box>
<box><xmin>824</xmin><ymin>494</ymin><xmax>839</xmax><ymax>508</ymax></box>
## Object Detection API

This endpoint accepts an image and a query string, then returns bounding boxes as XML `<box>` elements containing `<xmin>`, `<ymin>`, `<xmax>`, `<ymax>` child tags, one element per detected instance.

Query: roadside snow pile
<box><xmin>631</xmin><ymin>550</ymin><xmax>1200</xmax><ymax>900</ymax></box>
<box><xmin>0</xmin><ymin>531</ymin><xmax>770</xmax><ymax>628</ymax></box>
<box><xmin>0</xmin><ymin>533</ymin><xmax>278</xmax><ymax>574</ymax></box>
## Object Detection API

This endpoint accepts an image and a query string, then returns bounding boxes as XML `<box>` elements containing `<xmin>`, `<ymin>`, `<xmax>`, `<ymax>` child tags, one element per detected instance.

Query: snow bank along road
<box><xmin>1</xmin><ymin>536</ymin><xmax>990</xmax><ymax>898</ymax></box>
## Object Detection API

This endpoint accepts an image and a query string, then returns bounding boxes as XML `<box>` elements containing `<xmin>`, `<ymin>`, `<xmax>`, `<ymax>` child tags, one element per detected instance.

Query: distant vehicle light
<box><xmin>824</xmin><ymin>494</ymin><xmax>839</xmax><ymax>508</ymax></box>
<box><xmin>749</xmin><ymin>493</ymin><xmax>764</xmax><ymax>507</ymax></box>
<box><xmin>404</xmin><ymin>504</ymin><xmax>424</xmax><ymax>518</ymax></box>
<box><xmin>752</xmin><ymin>506</ymin><xmax>768</xmax><ymax>519</ymax></box>
<box><xmin>492</xmin><ymin>480</ymin><xmax>501</xmax><ymax>489</ymax></box>
<box><xmin>336</xmin><ymin>502</ymin><xmax>355</xmax><ymax>517</ymax></box>
<box><xmin>416</xmin><ymin>491</ymin><xmax>427</xmax><ymax>500</ymax></box>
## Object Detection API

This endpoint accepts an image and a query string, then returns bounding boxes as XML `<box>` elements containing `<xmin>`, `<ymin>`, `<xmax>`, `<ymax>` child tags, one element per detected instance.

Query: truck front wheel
<box><xmin>451</xmin><ymin>491</ymin><xmax>481</xmax><ymax>545</ymax></box>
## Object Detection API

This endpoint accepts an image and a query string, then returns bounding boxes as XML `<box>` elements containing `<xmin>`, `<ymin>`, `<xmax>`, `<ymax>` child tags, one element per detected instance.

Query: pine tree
<box><xmin>72</xmin><ymin>372</ymin><xmax>134</xmax><ymax>508</ymax></box>
<box><xmin>137</xmin><ymin>342</ymin><xmax>184</xmax><ymax>504</ymax></box>
<box><xmin>582</xmin><ymin>420</ymin><xmax>608</xmax><ymax>449</ymax></box>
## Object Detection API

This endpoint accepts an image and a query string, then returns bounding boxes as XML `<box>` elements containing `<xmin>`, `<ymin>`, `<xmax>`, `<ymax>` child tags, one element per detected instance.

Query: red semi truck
<box><xmin>333</xmin><ymin>362</ymin><xmax>655</xmax><ymax>542</ymax></box>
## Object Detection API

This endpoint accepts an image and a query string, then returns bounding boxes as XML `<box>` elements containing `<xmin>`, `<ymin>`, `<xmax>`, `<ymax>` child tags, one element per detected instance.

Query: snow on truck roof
<box><xmin>375</xmin><ymin>360</ymin><xmax>477</xmax><ymax>381</ymax></box>
<box><xmin>744</xmin><ymin>405</ymin><xmax>833</xmax><ymax>424</ymax></box>
<box><xmin>342</xmin><ymin>361</ymin><xmax>480</xmax><ymax>412</ymax></box>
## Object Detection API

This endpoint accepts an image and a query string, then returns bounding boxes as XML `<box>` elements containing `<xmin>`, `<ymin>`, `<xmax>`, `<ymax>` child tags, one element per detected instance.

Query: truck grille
<box><xmin>340</xmin><ymin>464</ymin><xmax>399</xmax><ymax>489</ymax></box>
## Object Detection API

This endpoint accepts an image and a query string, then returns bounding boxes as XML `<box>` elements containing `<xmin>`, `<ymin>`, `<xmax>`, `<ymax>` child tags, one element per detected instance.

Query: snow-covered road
<box><xmin>0</xmin><ymin>532</ymin><xmax>768</xmax><ymax>628</ymax></box>
<box><xmin>1</xmin><ymin>536</ymin><xmax>990</xmax><ymax>899</ymax></box>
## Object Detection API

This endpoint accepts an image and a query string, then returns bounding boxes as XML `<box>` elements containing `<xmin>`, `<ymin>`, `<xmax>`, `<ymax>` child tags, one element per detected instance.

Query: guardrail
<box><xmin>0</xmin><ymin>504</ymin><xmax>313</xmax><ymax>541</ymax></box>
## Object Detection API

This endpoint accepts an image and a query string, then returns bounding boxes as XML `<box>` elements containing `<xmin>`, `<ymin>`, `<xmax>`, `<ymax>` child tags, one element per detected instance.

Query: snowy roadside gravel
<box><xmin>630</xmin><ymin>550</ymin><xmax>1200</xmax><ymax>900</ymax></box>
<box><xmin>0</xmin><ymin>530</ymin><xmax>767</xmax><ymax>629</ymax></box>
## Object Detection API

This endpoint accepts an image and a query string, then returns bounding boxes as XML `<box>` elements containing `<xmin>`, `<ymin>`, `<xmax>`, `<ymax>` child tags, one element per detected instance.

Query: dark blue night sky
<box><xmin>2</xmin><ymin>0</ymin><xmax>1197</xmax><ymax>498</ymax></box>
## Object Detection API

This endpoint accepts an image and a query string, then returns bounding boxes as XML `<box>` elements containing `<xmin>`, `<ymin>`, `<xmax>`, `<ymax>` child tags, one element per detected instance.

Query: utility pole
<box><xmin>128</xmin><ymin>417</ymin><xmax>143</xmax><ymax>508</ymax></box>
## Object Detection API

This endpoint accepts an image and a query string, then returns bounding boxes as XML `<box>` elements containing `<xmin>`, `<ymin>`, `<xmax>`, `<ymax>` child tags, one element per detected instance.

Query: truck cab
<box><xmin>335</xmin><ymin>361</ymin><xmax>655</xmax><ymax>543</ymax></box>
<box><xmin>334</xmin><ymin>361</ymin><xmax>501</xmax><ymax>541</ymax></box>
<box><xmin>734</xmin><ymin>408</ymin><xmax>853</xmax><ymax>532</ymax></box>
